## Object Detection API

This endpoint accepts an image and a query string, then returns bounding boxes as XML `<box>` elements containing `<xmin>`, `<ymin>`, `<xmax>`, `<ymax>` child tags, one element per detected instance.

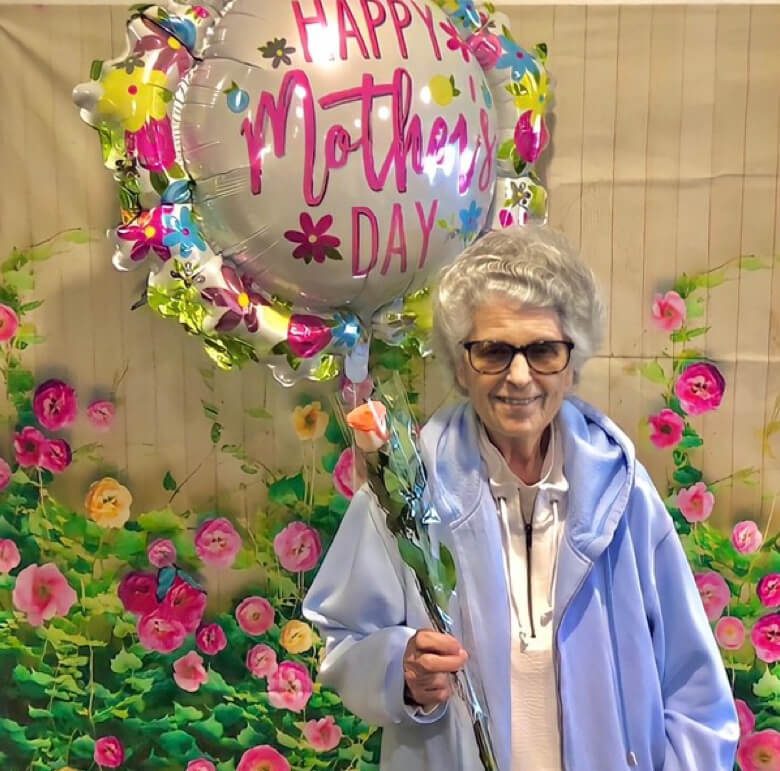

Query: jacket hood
<box><xmin>420</xmin><ymin>396</ymin><xmax>636</xmax><ymax>561</ymax></box>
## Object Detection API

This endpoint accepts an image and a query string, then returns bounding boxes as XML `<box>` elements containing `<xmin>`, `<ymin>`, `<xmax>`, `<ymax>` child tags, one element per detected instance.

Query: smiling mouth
<box><xmin>494</xmin><ymin>395</ymin><xmax>542</xmax><ymax>406</ymax></box>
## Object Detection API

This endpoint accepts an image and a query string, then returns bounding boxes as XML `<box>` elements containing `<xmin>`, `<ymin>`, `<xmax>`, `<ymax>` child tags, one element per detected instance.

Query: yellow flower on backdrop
<box><xmin>292</xmin><ymin>402</ymin><xmax>329</xmax><ymax>441</ymax></box>
<box><xmin>85</xmin><ymin>477</ymin><xmax>133</xmax><ymax>529</ymax></box>
<box><xmin>280</xmin><ymin>620</ymin><xmax>314</xmax><ymax>653</ymax></box>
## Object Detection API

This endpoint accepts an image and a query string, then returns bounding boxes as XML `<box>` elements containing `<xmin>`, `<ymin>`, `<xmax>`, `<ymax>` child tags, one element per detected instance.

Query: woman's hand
<box><xmin>403</xmin><ymin>629</ymin><xmax>469</xmax><ymax>709</ymax></box>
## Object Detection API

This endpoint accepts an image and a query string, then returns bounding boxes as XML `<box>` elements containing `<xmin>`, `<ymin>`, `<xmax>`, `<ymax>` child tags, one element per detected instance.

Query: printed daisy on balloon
<box><xmin>284</xmin><ymin>213</ymin><xmax>343</xmax><ymax>265</ymax></box>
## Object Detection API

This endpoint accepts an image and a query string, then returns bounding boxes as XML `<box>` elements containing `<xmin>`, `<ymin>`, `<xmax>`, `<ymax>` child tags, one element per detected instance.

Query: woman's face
<box><xmin>455</xmin><ymin>300</ymin><xmax>574</xmax><ymax>457</ymax></box>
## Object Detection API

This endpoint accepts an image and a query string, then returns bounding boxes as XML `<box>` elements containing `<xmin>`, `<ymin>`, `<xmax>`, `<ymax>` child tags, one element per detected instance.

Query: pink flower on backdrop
<box><xmin>0</xmin><ymin>457</ymin><xmax>12</xmax><ymax>492</ymax></box>
<box><xmin>758</xmin><ymin>574</ymin><xmax>780</xmax><ymax>608</ymax></box>
<box><xmin>186</xmin><ymin>761</ymin><xmax>216</xmax><ymax>771</ymax></box>
<box><xmin>736</xmin><ymin>699</ymin><xmax>756</xmax><ymax>737</ymax></box>
<box><xmin>273</xmin><ymin>521</ymin><xmax>322</xmax><ymax>573</ymax></box>
<box><xmin>39</xmin><ymin>438</ymin><xmax>72</xmax><ymax>474</ymax></box>
<box><xmin>235</xmin><ymin>595</ymin><xmax>275</xmax><ymax>636</ymax></box>
<box><xmin>14</xmin><ymin>426</ymin><xmax>45</xmax><ymax>467</ymax></box>
<box><xmin>0</xmin><ymin>539</ymin><xmax>21</xmax><ymax>573</ymax></box>
<box><xmin>339</xmin><ymin>375</ymin><xmax>374</xmax><ymax>407</ymax></box>
<box><xmin>267</xmin><ymin>660</ymin><xmax>313</xmax><ymax>712</ymax></box>
<box><xmin>0</xmin><ymin>304</ymin><xmax>19</xmax><ymax>342</ymax></box>
<box><xmin>284</xmin><ymin>212</ymin><xmax>341</xmax><ymax>264</ymax></box>
<box><xmin>673</xmin><ymin>362</ymin><xmax>725</xmax><ymax>416</ymax></box>
<box><xmin>332</xmin><ymin>448</ymin><xmax>366</xmax><ymax>500</ymax></box>
<box><xmin>94</xmin><ymin>735</ymin><xmax>125</xmax><ymax>768</ymax></box>
<box><xmin>147</xmin><ymin>538</ymin><xmax>176</xmax><ymax>568</ymax></box>
<box><xmin>246</xmin><ymin>643</ymin><xmax>278</xmax><ymax>679</ymax></box>
<box><xmin>732</xmin><ymin>520</ymin><xmax>763</xmax><ymax>555</ymax></box>
<box><xmin>647</xmin><ymin>409</ymin><xmax>685</xmax><ymax>449</ymax></box>
<box><xmin>137</xmin><ymin>608</ymin><xmax>187</xmax><ymax>653</ymax></box>
<box><xmin>194</xmin><ymin>517</ymin><xmax>242</xmax><ymax>568</ymax></box>
<box><xmin>676</xmin><ymin>482</ymin><xmax>715</xmax><ymax>523</ymax></box>
<box><xmin>287</xmin><ymin>314</ymin><xmax>334</xmax><ymax>359</ymax></box>
<box><xmin>87</xmin><ymin>400</ymin><xmax>116</xmax><ymax>431</ymax></box>
<box><xmin>751</xmin><ymin>614</ymin><xmax>780</xmax><ymax>663</ymax></box>
<box><xmin>650</xmin><ymin>290</ymin><xmax>687</xmax><ymax>332</ymax></box>
<box><xmin>196</xmin><ymin>623</ymin><xmax>227</xmax><ymax>656</ymax></box>
<box><xmin>236</xmin><ymin>745</ymin><xmax>290</xmax><ymax>771</ymax></box>
<box><xmin>173</xmin><ymin>650</ymin><xmax>209</xmax><ymax>692</ymax></box>
<box><xmin>116</xmin><ymin>206</ymin><xmax>171</xmax><ymax>263</ymax></box>
<box><xmin>714</xmin><ymin>616</ymin><xmax>745</xmax><ymax>650</ymax></box>
<box><xmin>12</xmin><ymin>563</ymin><xmax>77</xmax><ymax>626</ymax></box>
<box><xmin>303</xmin><ymin>715</ymin><xmax>343</xmax><ymax>752</ymax></box>
<box><xmin>118</xmin><ymin>571</ymin><xmax>159</xmax><ymax>616</ymax></box>
<box><xmin>160</xmin><ymin>577</ymin><xmax>206</xmax><ymax>633</ymax></box>
<box><xmin>466</xmin><ymin>31</ymin><xmax>502</xmax><ymax>70</ymax></box>
<box><xmin>694</xmin><ymin>571</ymin><xmax>731</xmax><ymax>621</ymax></box>
<box><xmin>33</xmin><ymin>379</ymin><xmax>77</xmax><ymax>431</ymax></box>
<box><xmin>737</xmin><ymin>729</ymin><xmax>780</xmax><ymax>771</ymax></box>
<box><xmin>513</xmin><ymin>110</ymin><xmax>550</xmax><ymax>165</ymax></box>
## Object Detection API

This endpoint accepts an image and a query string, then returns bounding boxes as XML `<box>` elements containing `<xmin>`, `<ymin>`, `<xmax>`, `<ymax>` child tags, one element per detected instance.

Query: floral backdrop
<box><xmin>0</xmin><ymin>234</ymin><xmax>777</xmax><ymax>771</ymax></box>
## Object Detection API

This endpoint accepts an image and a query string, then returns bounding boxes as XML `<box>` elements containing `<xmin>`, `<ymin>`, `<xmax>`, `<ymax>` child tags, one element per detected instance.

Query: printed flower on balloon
<box><xmin>639</xmin><ymin>254</ymin><xmax>779</xmax><ymax>770</ymax></box>
<box><xmin>74</xmin><ymin>0</ymin><xmax>552</xmax><ymax>385</ymax></box>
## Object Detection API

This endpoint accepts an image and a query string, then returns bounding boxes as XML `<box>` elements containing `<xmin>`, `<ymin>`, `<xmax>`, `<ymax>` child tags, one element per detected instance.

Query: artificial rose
<box><xmin>39</xmin><ymin>438</ymin><xmax>72</xmax><ymax>474</ymax></box>
<box><xmin>85</xmin><ymin>477</ymin><xmax>132</xmax><ymax>529</ymax></box>
<box><xmin>674</xmin><ymin>362</ymin><xmax>725</xmax><ymax>415</ymax></box>
<box><xmin>292</xmin><ymin>401</ymin><xmax>329</xmax><ymax>441</ymax></box>
<box><xmin>714</xmin><ymin>616</ymin><xmax>745</xmax><ymax>650</ymax></box>
<box><xmin>647</xmin><ymin>409</ymin><xmax>685</xmax><ymax>449</ymax></box>
<box><xmin>267</xmin><ymin>660</ymin><xmax>313</xmax><ymax>712</ymax></box>
<box><xmin>279</xmin><ymin>620</ymin><xmax>314</xmax><ymax>654</ymax></box>
<box><xmin>246</xmin><ymin>643</ymin><xmax>278</xmax><ymax>679</ymax></box>
<box><xmin>160</xmin><ymin>577</ymin><xmax>206</xmax><ymax>633</ymax></box>
<box><xmin>0</xmin><ymin>304</ymin><xmax>19</xmax><ymax>342</ymax></box>
<box><xmin>236</xmin><ymin>745</ymin><xmax>290</xmax><ymax>771</ymax></box>
<box><xmin>196</xmin><ymin>623</ymin><xmax>228</xmax><ymax>655</ymax></box>
<box><xmin>137</xmin><ymin>609</ymin><xmax>187</xmax><ymax>653</ymax></box>
<box><xmin>235</xmin><ymin>595</ymin><xmax>274</xmax><ymax>636</ymax></box>
<box><xmin>14</xmin><ymin>425</ymin><xmax>45</xmax><ymax>467</ymax></box>
<box><xmin>752</xmin><ymin>614</ymin><xmax>780</xmax><ymax>663</ymax></box>
<box><xmin>173</xmin><ymin>650</ymin><xmax>208</xmax><ymax>692</ymax></box>
<box><xmin>694</xmin><ymin>571</ymin><xmax>730</xmax><ymax>621</ymax></box>
<box><xmin>87</xmin><ymin>399</ymin><xmax>116</xmax><ymax>431</ymax></box>
<box><xmin>758</xmin><ymin>574</ymin><xmax>780</xmax><ymax>608</ymax></box>
<box><xmin>650</xmin><ymin>291</ymin><xmax>687</xmax><ymax>332</ymax></box>
<box><xmin>676</xmin><ymin>482</ymin><xmax>714</xmax><ymax>523</ymax></box>
<box><xmin>737</xmin><ymin>729</ymin><xmax>780</xmax><ymax>771</ymax></box>
<box><xmin>194</xmin><ymin>517</ymin><xmax>242</xmax><ymax>568</ymax></box>
<box><xmin>0</xmin><ymin>538</ymin><xmax>21</xmax><ymax>573</ymax></box>
<box><xmin>147</xmin><ymin>538</ymin><xmax>176</xmax><ymax>568</ymax></box>
<box><xmin>12</xmin><ymin>563</ymin><xmax>77</xmax><ymax>626</ymax></box>
<box><xmin>33</xmin><ymin>379</ymin><xmax>77</xmax><ymax>431</ymax></box>
<box><xmin>94</xmin><ymin>736</ymin><xmax>124</xmax><ymax>768</ymax></box>
<box><xmin>303</xmin><ymin>715</ymin><xmax>343</xmax><ymax>752</ymax></box>
<box><xmin>118</xmin><ymin>571</ymin><xmax>159</xmax><ymax>615</ymax></box>
<box><xmin>346</xmin><ymin>401</ymin><xmax>389</xmax><ymax>452</ymax></box>
<box><xmin>732</xmin><ymin>520</ymin><xmax>763</xmax><ymax>555</ymax></box>
<box><xmin>273</xmin><ymin>521</ymin><xmax>322</xmax><ymax>573</ymax></box>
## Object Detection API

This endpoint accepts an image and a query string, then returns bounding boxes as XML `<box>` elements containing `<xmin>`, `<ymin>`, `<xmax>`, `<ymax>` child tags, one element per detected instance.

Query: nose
<box><xmin>505</xmin><ymin>351</ymin><xmax>533</xmax><ymax>386</ymax></box>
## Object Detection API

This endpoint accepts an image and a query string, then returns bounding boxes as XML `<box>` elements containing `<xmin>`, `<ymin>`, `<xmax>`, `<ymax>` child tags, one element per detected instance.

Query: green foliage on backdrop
<box><xmin>0</xmin><ymin>235</ymin><xmax>776</xmax><ymax>770</ymax></box>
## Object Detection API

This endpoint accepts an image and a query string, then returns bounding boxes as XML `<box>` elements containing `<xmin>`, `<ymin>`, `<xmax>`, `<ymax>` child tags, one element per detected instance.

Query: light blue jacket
<box><xmin>304</xmin><ymin>397</ymin><xmax>738</xmax><ymax>770</ymax></box>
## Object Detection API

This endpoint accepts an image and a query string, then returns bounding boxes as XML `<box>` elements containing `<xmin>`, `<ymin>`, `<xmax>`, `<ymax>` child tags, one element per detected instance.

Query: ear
<box><xmin>454</xmin><ymin>356</ymin><xmax>468</xmax><ymax>393</ymax></box>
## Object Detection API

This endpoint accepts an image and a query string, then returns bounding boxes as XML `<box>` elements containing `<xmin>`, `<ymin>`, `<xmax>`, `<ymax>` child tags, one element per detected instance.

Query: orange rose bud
<box><xmin>346</xmin><ymin>401</ymin><xmax>389</xmax><ymax>452</ymax></box>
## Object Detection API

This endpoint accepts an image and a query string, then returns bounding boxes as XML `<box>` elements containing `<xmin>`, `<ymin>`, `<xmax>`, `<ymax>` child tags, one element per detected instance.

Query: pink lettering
<box><xmin>352</xmin><ymin>207</ymin><xmax>379</xmax><ymax>277</ymax></box>
<box><xmin>478</xmin><ymin>108</ymin><xmax>496</xmax><ymax>192</ymax></box>
<box><xmin>387</xmin><ymin>0</ymin><xmax>412</xmax><ymax>58</ymax></box>
<box><xmin>415</xmin><ymin>199</ymin><xmax>438</xmax><ymax>268</ymax></box>
<box><xmin>381</xmin><ymin>203</ymin><xmax>408</xmax><ymax>275</ymax></box>
<box><xmin>336</xmin><ymin>0</ymin><xmax>370</xmax><ymax>60</ymax></box>
<box><xmin>292</xmin><ymin>0</ymin><xmax>327</xmax><ymax>63</ymax></box>
<box><xmin>360</xmin><ymin>0</ymin><xmax>387</xmax><ymax>58</ymax></box>
<box><xmin>409</xmin><ymin>0</ymin><xmax>442</xmax><ymax>60</ymax></box>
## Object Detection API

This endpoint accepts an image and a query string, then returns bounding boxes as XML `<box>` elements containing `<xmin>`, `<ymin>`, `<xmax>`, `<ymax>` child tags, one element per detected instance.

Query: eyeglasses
<box><xmin>462</xmin><ymin>339</ymin><xmax>575</xmax><ymax>375</ymax></box>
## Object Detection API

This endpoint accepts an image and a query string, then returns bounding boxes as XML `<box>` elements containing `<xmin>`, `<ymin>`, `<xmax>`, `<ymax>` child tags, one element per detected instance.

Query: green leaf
<box><xmin>268</xmin><ymin>473</ymin><xmax>306</xmax><ymax>505</ymax></box>
<box><xmin>137</xmin><ymin>507</ymin><xmax>187</xmax><ymax>533</ymax></box>
<box><xmin>438</xmin><ymin>544</ymin><xmax>457</xmax><ymax>595</ymax></box>
<box><xmin>321</xmin><ymin>449</ymin><xmax>341</xmax><ymax>474</ymax></box>
<box><xmin>149</xmin><ymin>171</ymin><xmax>169</xmax><ymax>197</ymax></box>
<box><xmin>202</xmin><ymin>400</ymin><xmax>220</xmax><ymax>420</ymax></box>
<box><xmin>673</xmin><ymin>465</ymin><xmax>703</xmax><ymax>486</ymax></box>
<box><xmin>174</xmin><ymin>702</ymin><xmax>204</xmax><ymax>723</ymax></box>
<box><xmin>214</xmin><ymin>703</ymin><xmax>244</xmax><ymax>727</ymax></box>
<box><xmin>638</xmin><ymin>361</ymin><xmax>667</xmax><ymax>385</ymax></box>
<box><xmin>113</xmin><ymin>528</ymin><xmax>148</xmax><ymax>559</ymax></box>
<box><xmin>191</xmin><ymin>715</ymin><xmax>225</xmax><ymax>741</ymax></box>
<box><xmin>110</xmin><ymin>649</ymin><xmax>143</xmax><ymax>674</ymax></box>
<box><xmin>397</xmin><ymin>537</ymin><xmax>428</xmax><ymax>584</ymax></box>
<box><xmin>89</xmin><ymin>59</ymin><xmax>104</xmax><ymax>80</ymax></box>
<box><xmin>163</xmin><ymin>471</ymin><xmax>177</xmax><ymax>491</ymax></box>
<box><xmin>326</xmin><ymin>247</ymin><xmax>343</xmax><ymax>261</ymax></box>
<box><xmin>158</xmin><ymin>729</ymin><xmax>196</xmax><ymax>755</ymax></box>
<box><xmin>210</xmin><ymin>422</ymin><xmax>223</xmax><ymax>444</ymax></box>
<box><xmin>7</xmin><ymin>366</ymin><xmax>34</xmax><ymax>396</ymax></box>
<box><xmin>245</xmin><ymin>406</ymin><xmax>272</xmax><ymax>419</ymax></box>
<box><xmin>754</xmin><ymin>669</ymin><xmax>780</xmax><ymax>698</ymax></box>
<box><xmin>740</xmin><ymin>254</ymin><xmax>770</xmax><ymax>271</ymax></box>
<box><xmin>70</xmin><ymin>734</ymin><xmax>96</xmax><ymax>759</ymax></box>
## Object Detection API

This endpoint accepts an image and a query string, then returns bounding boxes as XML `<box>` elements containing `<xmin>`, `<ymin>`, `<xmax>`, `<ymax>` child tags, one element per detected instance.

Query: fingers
<box><xmin>403</xmin><ymin>629</ymin><xmax>468</xmax><ymax>708</ymax></box>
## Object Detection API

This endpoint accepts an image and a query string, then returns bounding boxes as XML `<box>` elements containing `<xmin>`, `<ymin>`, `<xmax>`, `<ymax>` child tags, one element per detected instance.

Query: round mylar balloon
<box><xmin>176</xmin><ymin>0</ymin><xmax>497</xmax><ymax>316</ymax></box>
<box><xmin>74</xmin><ymin>0</ymin><xmax>552</xmax><ymax>383</ymax></box>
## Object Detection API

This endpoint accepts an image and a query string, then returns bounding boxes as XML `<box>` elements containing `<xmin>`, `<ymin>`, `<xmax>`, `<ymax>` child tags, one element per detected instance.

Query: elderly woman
<box><xmin>303</xmin><ymin>226</ymin><xmax>738</xmax><ymax>771</ymax></box>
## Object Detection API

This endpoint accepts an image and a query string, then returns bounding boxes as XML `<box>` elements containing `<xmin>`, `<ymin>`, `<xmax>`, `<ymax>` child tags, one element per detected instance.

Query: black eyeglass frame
<box><xmin>461</xmin><ymin>339</ymin><xmax>575</xmax><ymax>375</ymax></box>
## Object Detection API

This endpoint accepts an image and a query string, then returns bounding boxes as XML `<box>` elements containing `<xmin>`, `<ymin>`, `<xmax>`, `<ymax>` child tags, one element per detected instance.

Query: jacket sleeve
<box><xmin>650</xmin><ymin>522</ymin><xmax>739</xmax><ymax>770</ymax></box>
<box><xmin>302</xmin><ymin>487</ymin><xmax>447</xmax><ymax>728</ymax></box>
